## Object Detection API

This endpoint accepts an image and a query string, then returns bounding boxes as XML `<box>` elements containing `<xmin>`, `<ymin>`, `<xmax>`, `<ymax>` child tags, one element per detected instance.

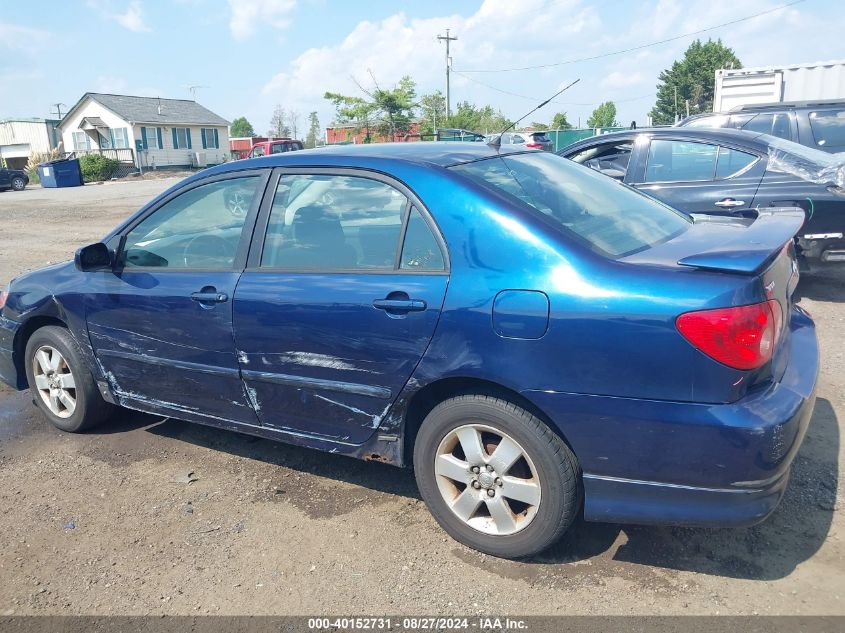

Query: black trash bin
<box><xmin>38</xmin><ymin>158</ymin><xmax>83</xmax><ymax>188</ymax></box>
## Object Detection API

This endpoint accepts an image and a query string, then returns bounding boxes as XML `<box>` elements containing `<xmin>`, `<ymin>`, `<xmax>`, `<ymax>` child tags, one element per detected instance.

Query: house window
<box><xmin>72</xmin><ymin>131</ymin><xmax>91</xmax><ymax>150</ymax></box>
<box><xmin>112</xmin><ymin>128</ymin><xmax>129</xmax><ymax>149</ymax></box>
<box><xmin>141</xmin><ymin>127</ymin><xmax>162</xmax><ymax>150</ymax></box>
<box><xmin>172</xmin><ymin>127</ymin><xmax>192</xmax><ymax>149</ymax></box>
<box><xmin>201</xmin><ymin>128</ymin><xmax>219</xmax><ymax>149</ymax></box>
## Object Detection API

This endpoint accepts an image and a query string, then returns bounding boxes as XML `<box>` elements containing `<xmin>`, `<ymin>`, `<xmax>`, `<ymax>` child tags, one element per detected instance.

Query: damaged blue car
<box><xmin>0</xmin><ymin>143</ymin><xmax>818</xmax><ymax>558</ymax></box>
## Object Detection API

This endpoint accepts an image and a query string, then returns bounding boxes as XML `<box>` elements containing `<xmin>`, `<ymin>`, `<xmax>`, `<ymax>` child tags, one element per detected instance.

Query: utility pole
<box><xmin>50</xmin><ymin>103</ymin><xmax>66</xmax><ymax>119</ymax></box>
<box><xmin>437</xmin><ymin>29</ymin><xmax>458</xmax><ymax>121</ymax></box>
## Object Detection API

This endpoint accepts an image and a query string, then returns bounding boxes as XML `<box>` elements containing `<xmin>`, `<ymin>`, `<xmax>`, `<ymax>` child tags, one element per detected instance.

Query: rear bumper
<box><xmin>0</xmin><ymin>315</ymin><xmax>23</xmax><ymax>389</ymax></box>
<box><xmin>523</xmin><ymin>306</ymin><xmax>818</xmax><ymax>527</ymax></box>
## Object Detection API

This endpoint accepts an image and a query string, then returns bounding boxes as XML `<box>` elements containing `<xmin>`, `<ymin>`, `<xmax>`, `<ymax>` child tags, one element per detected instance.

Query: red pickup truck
<box><xmin>230</xmin><ymin>137</ymin><xmax>304</xmax><ymax>159</ymax></box>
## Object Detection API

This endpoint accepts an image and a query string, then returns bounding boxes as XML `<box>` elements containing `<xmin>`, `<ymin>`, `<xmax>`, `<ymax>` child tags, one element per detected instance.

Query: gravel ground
<box><xmin>0</xmin><ymin>180</ymin><xmax>842</xmax><ymax>616</ymax></box>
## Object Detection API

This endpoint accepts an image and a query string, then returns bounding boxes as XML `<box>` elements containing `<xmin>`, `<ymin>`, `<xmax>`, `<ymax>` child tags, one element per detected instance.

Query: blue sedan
<box><xmin>0</xmin><ymin>143</ymin><xmax>818</xmax><ymax>558</ymax></box>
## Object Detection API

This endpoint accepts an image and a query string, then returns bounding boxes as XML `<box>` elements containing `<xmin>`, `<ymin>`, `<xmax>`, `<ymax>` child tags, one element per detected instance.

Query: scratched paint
<box><xmin>314</xmin><ymin>394</ymin><xmax>390</xmax><ymax>428</ymax></box>
<box><xmin>277</xmin><ymin>352</ymin><xmax>378</xmax><ymax>373</ymax></box>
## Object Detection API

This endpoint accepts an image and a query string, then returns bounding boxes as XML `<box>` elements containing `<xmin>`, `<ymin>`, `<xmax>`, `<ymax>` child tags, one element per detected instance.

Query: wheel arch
<box><xmin>13</xmin><ymin>315</ymin><xmax>69</xmax><ymax>388</ymax></box>
<box><xmin>401</xmin><ymin>376</ymin><xmax>577</xmax><ymax>467</ymax></box>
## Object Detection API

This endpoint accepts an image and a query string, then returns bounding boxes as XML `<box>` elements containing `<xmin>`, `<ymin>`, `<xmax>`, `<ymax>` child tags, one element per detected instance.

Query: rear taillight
<box><xmin>525</xmin><ymin>142</ymin><xmax>543</xmax><ymax>149</ymax></box>
<box><xmin>0</xmin><ymin>288</ymin><xmax>7</xmax><ymax>310</ymax></box>
<box><xmin>676</xmin><ymin>300</ymin><xmax>782</xmax><ymax>370</ymax></box>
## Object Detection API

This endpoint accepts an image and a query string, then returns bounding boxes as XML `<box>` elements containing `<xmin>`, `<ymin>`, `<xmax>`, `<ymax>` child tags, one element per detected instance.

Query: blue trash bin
<box><xmin>38</xmin><ymin>158</ymin><xmax>83</xmax><ymax>188</ymax></box>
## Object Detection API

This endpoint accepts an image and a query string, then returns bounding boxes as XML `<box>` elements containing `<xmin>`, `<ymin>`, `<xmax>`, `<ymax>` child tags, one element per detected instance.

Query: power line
<box><xmin>454</xmin><ymin>0</ymin><xmax>806</xmax><ymax>73</ymax></box>
<box><xmin>452</xmin><ymin>69</ymin><xmax>651</xmax><ymax>107</ymax></box>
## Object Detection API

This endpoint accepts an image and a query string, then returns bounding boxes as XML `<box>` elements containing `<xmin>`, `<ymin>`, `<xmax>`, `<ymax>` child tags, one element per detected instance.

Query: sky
<box><xmin>1</xmin><ymin>0</ymin><xmax>842</xmax><ymax>135</ymax></box>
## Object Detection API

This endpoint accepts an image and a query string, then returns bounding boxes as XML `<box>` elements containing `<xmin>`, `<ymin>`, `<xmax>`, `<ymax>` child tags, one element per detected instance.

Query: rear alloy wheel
<box><xmin>414</xmin><ymin>395</ymin><xmax>581</xmax><ymax>558</ymax></box>
<box><xmin>25</xmin><ymin>325</ymin><xmax>114</xmax><ymax>432</ymax></box>
<box><xmin>11</xmin><ymin>176</ymin><xmax>26</xmax><ymax>191</ymax></box>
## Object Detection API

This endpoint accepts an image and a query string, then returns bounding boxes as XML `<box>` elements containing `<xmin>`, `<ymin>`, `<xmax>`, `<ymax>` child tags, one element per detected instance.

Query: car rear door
<box><xmin>233</xmin><ymin>168</ymin><xmax>449</xmax><ymax>444</ymax></box>
<box><xmin>85</xmin><ymin>171</ymin><xmax>270</xmax><ymax>423</ymax></box>
<box><xmin>628</xmin><ymin>137</ymin><xmax>765</xmax><ymax>216</ymax></box>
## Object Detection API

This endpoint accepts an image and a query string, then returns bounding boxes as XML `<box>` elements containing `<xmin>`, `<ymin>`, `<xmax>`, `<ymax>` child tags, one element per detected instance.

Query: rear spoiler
<box><xmin>677</xmin><ymin>209</ymin><xmax>804</xmax><ymax>274</ymax></box>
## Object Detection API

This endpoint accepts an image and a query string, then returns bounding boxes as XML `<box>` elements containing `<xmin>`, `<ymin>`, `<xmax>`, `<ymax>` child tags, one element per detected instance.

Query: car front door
<box><xmin>0</xmin><ymin>169</ymin><xmax>10</xmax><ymax>189</ymax></box>
<box><xmin>628</xmin><ymin>137</ymin><xmax>765</xmax><ymax>216</ymax></box>
<box><xmin>85</xmin><ymin>171</ymin><xmax>269</xmax><ymax>423</ymax></box>
<box><xmin>233</xmin><ymin>169</ymin><xmax>449</xmax><ymax>443</ymax></box>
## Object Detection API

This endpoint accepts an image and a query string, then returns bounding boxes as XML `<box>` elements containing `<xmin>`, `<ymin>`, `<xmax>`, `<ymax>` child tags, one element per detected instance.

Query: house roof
<box><xmin>60</xmin><ymin>93</ymin><xmax>229</xmax><ymax>128</ymax></box>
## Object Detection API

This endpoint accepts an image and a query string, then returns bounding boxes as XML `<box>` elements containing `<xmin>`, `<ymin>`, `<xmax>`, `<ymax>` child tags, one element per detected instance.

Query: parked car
<box><xmin>0</xmin><ymin>143</ymin><xmax>817</xmax><ymax>558</ymax></box>
<box><xmin>560</xmin><ymin>127</ymin><xmax>845</xmax><ymax>265</ymax></box>
<box><xmin>677</xmin><ymin>99</ymin><xmax>845</xmax><ymax>153</ymax></box>
<box><xmin>0</xmin><ymin>167</ymin><xmax>28</xmax><ymax>191</ymax></box>
<box><xmin>246</xmin><ymin>138</ymin><xmax>303</xmax><ymax>158</ymax></box>
<box><xmin>488</xmin><ymin>131</ymin><xmax>553</xmax><ymax>151</ymax></box>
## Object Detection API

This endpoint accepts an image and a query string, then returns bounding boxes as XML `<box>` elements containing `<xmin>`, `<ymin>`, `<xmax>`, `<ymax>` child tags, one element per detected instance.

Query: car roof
<box><xmin>559</xmin><ymin>127</ymin><xmax>769</xmax><ymax>153</ymax></box>
<box><xmin>729</xmin><ymin>99</ymin><xmax>845</xmax><ymax>112</ymax></box>
<box><xmin>209</xmin><ymin>141</ymin><xmax>529</xmax><ymax>174</ymax></box>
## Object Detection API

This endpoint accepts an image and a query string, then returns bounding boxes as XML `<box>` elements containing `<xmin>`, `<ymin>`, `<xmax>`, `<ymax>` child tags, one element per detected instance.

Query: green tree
<box><xmin>649</xmin><ymin>39</ymin><xmax>741</xmax><ymax>125</ymax></box>
<box><xmin>324</xmin><ymin>75</ymin><xmax>418</xmax><ymax>142</ymax></box>
<box><xmin>587</xmin><ymin>101</ymin><xmax>618</xmax><ymax>128</ymax></box>
<box><xmin>229</xmin><ymin>116</ymin><xmax>255</xmax><ymax>137</ymax></box>
<box><xmin>269</xmin><ymin>105</ymin><xmax>291</xmax><ymax>137</ymax></box>
<box><xmin>551</xmin><ymin>112</ymin><xmax>573</xmax><ymax>129</ymax></box>
<box><xmin>305</xmin><ymin>111</ymin><xmax>321</xmax><ymax>148</ymax></box>
<box><xmin>419</xmin><ymin>91</ymin><xmax>446</xmax><ymax>137</ymax></box>
<box><xmin>449</xmin><ymin>101</ymin><xmax>511</xmax><ymax>134</ymax></box>
<box><xmin>530</xmin><ymin>122</ymin><xmax>549</xmax><ymax>130</ymax></box>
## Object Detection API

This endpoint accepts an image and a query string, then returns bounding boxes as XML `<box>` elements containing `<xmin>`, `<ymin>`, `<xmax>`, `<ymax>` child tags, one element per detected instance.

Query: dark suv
<box><xmin>677</xmin><ymin>100</ymin><xmax>845</xmax><ymax>153</ymax></box>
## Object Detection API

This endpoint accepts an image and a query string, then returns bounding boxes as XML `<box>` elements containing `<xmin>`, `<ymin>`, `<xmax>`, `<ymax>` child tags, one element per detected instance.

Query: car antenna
<box><xmin>487</xmin><ymin>78</ymin><xmax>580</xmax><ymax>149</ymax></box>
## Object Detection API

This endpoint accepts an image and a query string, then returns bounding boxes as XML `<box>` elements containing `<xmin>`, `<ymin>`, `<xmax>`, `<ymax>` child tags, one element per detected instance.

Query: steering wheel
<box><xmin>182</xmin><ymin>234</ymin><xmax>233</xmax><ymax>268</ymax></box>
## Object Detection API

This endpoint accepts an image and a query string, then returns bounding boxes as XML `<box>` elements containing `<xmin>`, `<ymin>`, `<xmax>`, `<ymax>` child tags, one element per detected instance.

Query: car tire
<box><xmin>11</xmin><ymin>176</ymin><xmax>26</xmax><ymax>191</ymax></box>
<box><xmin>24</xmin><ymin>325</ymin><xmax>114</xmax><ymax>432</ymax></box>
<box><xmin>414</xmin><ymin>394</ymin><xmax>581</xmax><ymax>559</ymax></box>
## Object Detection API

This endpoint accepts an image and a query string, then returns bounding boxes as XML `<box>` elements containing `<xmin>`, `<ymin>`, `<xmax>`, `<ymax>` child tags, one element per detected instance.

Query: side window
<box><xmin>770</xmin><ymin>113</ymin><xmax>793</xmax><ymax>140</ymax></box>
<box><xmin>261</xmin><ymin>174</ymin><xmax>407</xmax><ymax>270</ymax></box>
<box><xmin>569</xmin><ymin>142</ymin><xmax>632</xmax><ymax>180</ymax></box>
<box><xmin>270</xmin><ymin>143</ymin><xmax>284</xmax><ymax>154</ymax></box>
<box><xmin>741</xmin><ymin>113</ymin><xmax>775</xmax><ymax>135</ymax></box>
<box><xmin>251</xmin><ymin>146</ymin><xmax>266</xmax><ymax>157</ymax></box>
<box><xmin>809</xmin><ymin>109</ymin><xmax>845</xmax><ymax>151</ymax></box>
<box><xmin>644</xmin><ymin>140</ymin><xmax>718</xmax><ymax>182</ymax></box>
<box><xmin>121</xmin><ymin>177</ymin><xmax>260</xmax><ymax>269</ymax></box>
<box><xmin>715</xmin><ymin>146</ymin><xmax>758</xmax><ymax>179</ymax></box>
<box><xmin>401</xmin><ymin>207</ymin><xmax>445</xmax><ymax>271</ymax></box>
<box><xmin>512</xmin><ymin>135</ymin><xmax>525</xmax><ymax>144</ymax></box>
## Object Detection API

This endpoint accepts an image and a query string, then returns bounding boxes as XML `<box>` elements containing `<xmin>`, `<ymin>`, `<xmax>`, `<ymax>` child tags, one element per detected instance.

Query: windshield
<box><xmin>451</xmin><ymin>152</ymin><xmax>691</xmax><ymax>258</ymax></box>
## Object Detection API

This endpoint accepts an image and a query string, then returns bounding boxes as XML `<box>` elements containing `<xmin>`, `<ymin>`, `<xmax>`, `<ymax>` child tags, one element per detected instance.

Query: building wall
<box><xmin>0</xmin><ymin>119</ymin><xmax>60</xmax><ymax>168</ymax></box>
<box><xmin>59</xmin><ymin>96</ymin><xmax>229</xmax><ymax>168</ymax></box>
<box><xmin>134</xmin><ymin>123</ymin><xmax>229</xmax><ymax>169</ymax></box>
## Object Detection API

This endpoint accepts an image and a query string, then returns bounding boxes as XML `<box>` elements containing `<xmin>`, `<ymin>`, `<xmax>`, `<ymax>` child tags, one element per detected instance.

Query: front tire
<box><xmin>414</xmin><ymin>395</ymin><xmax>581</xmax><ymax>558</ymax></box>
<box><xmin>24</xmin><ymin>325</ymin><xmax>113</xmax><ymax>432</ymax></box>
<box><xmin>11</xmin><ymin>176</ymin><xmax>26</xmax><ymax>191</ymax></box>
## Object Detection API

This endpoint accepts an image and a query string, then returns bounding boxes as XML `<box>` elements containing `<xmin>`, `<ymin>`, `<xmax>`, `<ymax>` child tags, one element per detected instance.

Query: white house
<box><xmin>0</xmin><ymin>118</ymin><xmax>60</xmax><ymax>170</ymax></box>
<box><xmin>57</xmin><ymin>93</ymin><xmax>230</xmax><ymax>169</ymax></box>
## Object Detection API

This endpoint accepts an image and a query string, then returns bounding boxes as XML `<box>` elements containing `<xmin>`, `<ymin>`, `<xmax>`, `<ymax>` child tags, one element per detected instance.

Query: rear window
<box><xmin>808</xmin><ymin>109</ymin><xmax>845</xmax><ymax>151</ymax></box>
<box><xmin>451</xmin><ymin>153</ymin><xmax>690</xmax><ymax>258</ymax></box>
<box><xmin>530</xmin><ymin>132</ymin><xmax>550</xmax><ymax>141</ymax></box>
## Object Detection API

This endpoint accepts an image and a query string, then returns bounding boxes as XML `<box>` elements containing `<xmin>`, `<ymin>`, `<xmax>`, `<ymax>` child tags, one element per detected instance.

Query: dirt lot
<box><xmin>0</xmin><ymin>180</ymin><xmax>843</xmax><ymax>616</ymax></box>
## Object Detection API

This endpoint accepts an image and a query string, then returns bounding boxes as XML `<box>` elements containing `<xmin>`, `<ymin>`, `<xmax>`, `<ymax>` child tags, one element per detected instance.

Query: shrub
<box><xmin>26</xmin><ymin>148</ymin><xmax>62</xmax><ymax>184</ymax></box>
<box><xmin>79</xmin><ymin>154</ymin><xmax>120</xmax><ymax>182</ymax></box>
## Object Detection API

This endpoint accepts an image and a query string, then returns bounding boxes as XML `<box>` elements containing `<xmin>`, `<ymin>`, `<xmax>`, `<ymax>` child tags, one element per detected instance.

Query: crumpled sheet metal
<box><xmin>768</xmin><ymin>146</ymin><xmax>845</xmax><ymax>189</ymax></box>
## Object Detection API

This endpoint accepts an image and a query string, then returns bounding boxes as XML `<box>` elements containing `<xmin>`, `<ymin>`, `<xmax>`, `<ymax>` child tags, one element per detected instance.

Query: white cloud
<box><xmin>113</xmin><ymin>1</ymin><xmax>151</xmax><ymax>32</ymax></box>
<box><xmin>0</xmin><ymin>22</ymin><xmax>51</xmax><ymax>52</ymax></box>
<box><xmin>94</xmin><ymin>75</ymin><xmax>128</xmax><ymax>93</ymax></box>
<box><xmin>229</xmin><ymin>0</ymin><xmax>297</xmax><ymax>41</ymax></box>
<box><xmin>602</xmin><ymin>71</ymin><xmax>645</xmax><ymax>89</ymax></box>
<box><xmin>86</xmin><ymin>0</ymin><xmax>151</xmax><ymax>32</ymax></box>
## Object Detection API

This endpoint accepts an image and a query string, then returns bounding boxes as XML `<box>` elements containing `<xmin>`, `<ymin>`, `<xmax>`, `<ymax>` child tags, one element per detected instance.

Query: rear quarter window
<box><xmin>452</xmin><ymin>153</ymin><xmax>690</xmax><ymax>258</ymax></box>
<box><xmin>809</xmin><ymin>109</ymin><xmax>845</xmax><ymax>151</ymax></box>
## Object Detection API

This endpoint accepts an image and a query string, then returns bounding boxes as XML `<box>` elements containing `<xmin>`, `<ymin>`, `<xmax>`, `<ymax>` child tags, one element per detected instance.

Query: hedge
<box><xmin>79</xmin><ymin>154</ymin><xmax>121</xmax><ymax>182</ymax></box>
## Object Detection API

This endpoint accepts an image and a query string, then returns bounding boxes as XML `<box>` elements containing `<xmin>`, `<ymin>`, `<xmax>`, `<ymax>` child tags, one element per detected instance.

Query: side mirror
<box><xmin>75</xmin><ymin>243</ymin><xmax>113</xmax><ymax>272</ymax></box>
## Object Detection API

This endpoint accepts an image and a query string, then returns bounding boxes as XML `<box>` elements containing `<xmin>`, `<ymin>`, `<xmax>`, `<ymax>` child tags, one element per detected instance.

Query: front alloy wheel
<box><xmin>32</xmin><ymin>345</ymin><xmax>77</xmax><ymax>418</ymax></box>
<box><xmin>11</xmin><ymin>176</ymin><xmax>26</xmax><ymax>191</ymax></box>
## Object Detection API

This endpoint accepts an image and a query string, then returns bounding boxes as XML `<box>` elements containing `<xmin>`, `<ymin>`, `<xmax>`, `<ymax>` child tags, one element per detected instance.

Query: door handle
<box><xmin>714</xmin><ymin>198</ymin><xmax>745</xmax><ymax>208</ymax></box>
<box><xmin>372</xmin><ymin>299</ymin><xmax>426</xmax><ymax>312</ymax></box>
<box><xmin>191</xmin><ymin>291</ymin><xmax>229</xmax><ymax>303</ymax></box>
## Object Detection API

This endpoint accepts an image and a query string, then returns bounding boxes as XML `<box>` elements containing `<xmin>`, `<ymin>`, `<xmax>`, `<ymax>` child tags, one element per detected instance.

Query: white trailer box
<box><xmin>713</xmin><ymin>60</ymin><xmax>845</xmax><ymax>112</ymax></box>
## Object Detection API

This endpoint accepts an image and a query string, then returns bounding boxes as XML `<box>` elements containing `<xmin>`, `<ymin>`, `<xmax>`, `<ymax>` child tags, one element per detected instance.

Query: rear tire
<box><xmin>414</xmin><ymin>394</ymin><xmax>581</xmax><ymax>558</ymax></box>
<box><xmin>11</xmin><ymin>176</ymin><xmax>26</xmax><ymax>191</ymax></box>
<box><xmin>24</xmin><ymin>326</ymin><xmax>113</xmax><ymax>432</ymax></box>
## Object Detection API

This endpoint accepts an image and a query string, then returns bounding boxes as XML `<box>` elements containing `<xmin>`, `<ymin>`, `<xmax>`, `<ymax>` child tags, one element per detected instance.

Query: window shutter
<box><xmin>156</xmin><ymin>127</ymin><xmax>163</xmax><ymax>149</ymax></box>
<box><xmin>213</xmin><ymin>129</ymin><xmax>219</xmax><ymax>149</ymax></box>
<box><xmin>186</xmin><ymin>129</ymin><xmax>192</xmax><ymax>150</ymax></box>
<box><xmin>141</xmin><ymin>127</ymin><xmax>148</xmax><ymax>150</ymax></box>
<box><xmin>201</xmin><ymin>128</ymin><xmax>207</xmax><ymax>149</ymax></box>
<box><xmin>172</xmin><ymin>128</ymin><xmax>178</xmax><ymax>149</ymax></box>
